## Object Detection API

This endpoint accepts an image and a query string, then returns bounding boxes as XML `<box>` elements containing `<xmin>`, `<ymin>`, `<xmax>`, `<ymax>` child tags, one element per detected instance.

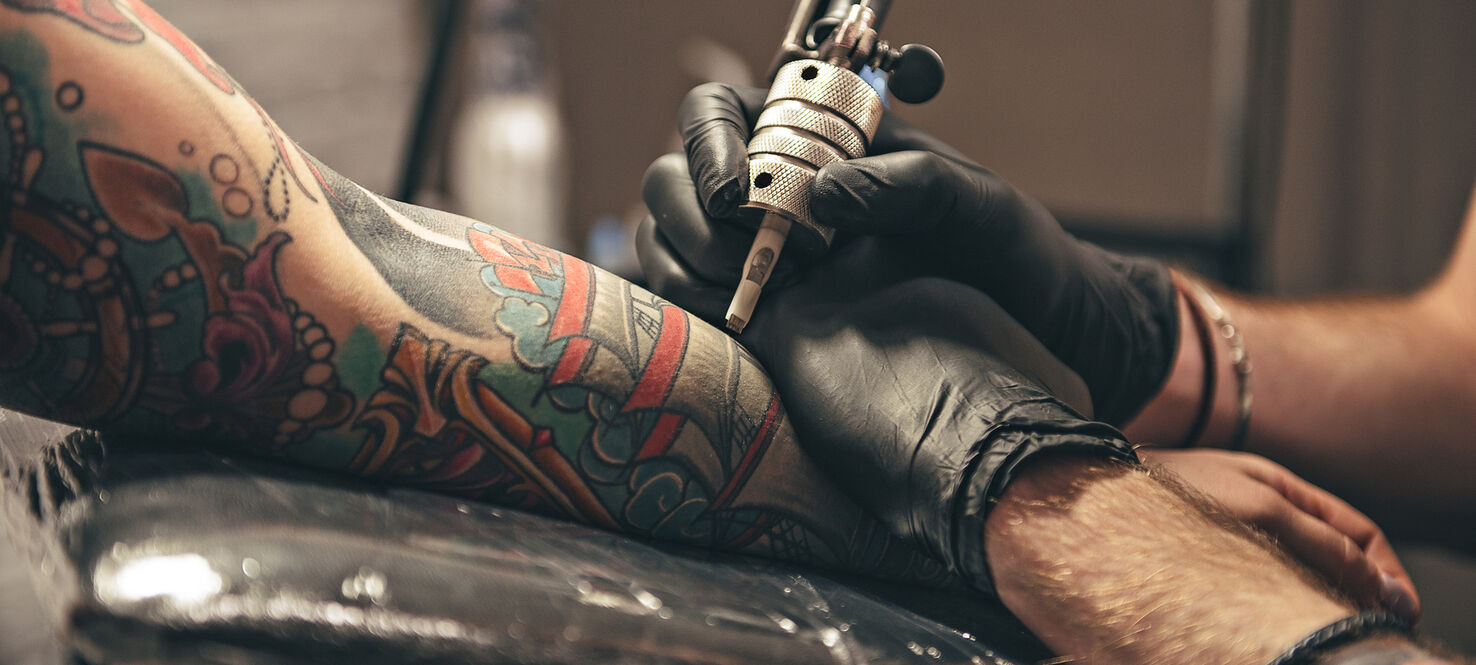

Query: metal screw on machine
<box><xmin>726</xmin><ymin>0</ymin><xmax>945</xmax><ymax>332</ymax></box>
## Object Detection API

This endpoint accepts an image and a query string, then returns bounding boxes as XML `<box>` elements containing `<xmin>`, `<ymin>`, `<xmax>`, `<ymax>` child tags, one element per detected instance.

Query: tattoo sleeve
<box><xmin>0</xmin><ymin>2</ymin><xmax>951</xmax><ymax>584</ymax></box>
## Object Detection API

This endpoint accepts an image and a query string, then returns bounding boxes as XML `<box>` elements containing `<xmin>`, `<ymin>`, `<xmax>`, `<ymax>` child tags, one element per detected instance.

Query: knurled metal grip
<box><xmin>743</xmin><ymin>59</ymin><xmax>884</xmax><ymax>257</ymax></box>
<box><xmin>766</xmin><ymin>59</ymin><xmax>884</xmax><ymax>141</ymax></box>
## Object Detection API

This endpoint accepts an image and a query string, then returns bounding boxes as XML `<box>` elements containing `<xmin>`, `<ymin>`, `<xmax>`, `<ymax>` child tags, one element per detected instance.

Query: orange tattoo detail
<box><xmin>1</xmin><ymin>0</ymin><xmax>142</xmax><ymax>42</ymax></box>
<box><xmin>353</xmin><ymin>324</ymin><xmax>620</xmax><ymax>530</ymax></box>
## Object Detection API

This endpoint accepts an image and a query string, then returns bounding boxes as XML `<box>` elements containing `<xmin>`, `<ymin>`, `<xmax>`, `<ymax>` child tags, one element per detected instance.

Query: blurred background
<box><xmin>4</xmin><ymin>1</ymin><xmax>1475</xmax><ymax>662</ymax></box>
<box><xmin>111</xmin><ymin>0</ymin><xmax>1476</xmax><ymax>297</ymax></box>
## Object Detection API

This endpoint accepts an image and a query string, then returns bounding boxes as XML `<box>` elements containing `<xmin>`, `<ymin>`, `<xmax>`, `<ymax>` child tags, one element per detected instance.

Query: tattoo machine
<box><xmin>725</xmin><ymin>0</ymin><xmax>944</xmax><ymax>332</ymax></box>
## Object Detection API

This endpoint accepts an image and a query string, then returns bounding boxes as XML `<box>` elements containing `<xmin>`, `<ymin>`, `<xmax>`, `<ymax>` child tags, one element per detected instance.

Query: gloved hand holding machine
<box><xmin>661</xmin><ymin>0</ymin><xmax>1175</xmax><ymax>589</ymax></box>
<box><xmin>721</xmin><ymin>0</ymin><xmax>942</xmax><ymax>332</ymax></box>
<box><xmin>644</xmin><ymin>0</ymin><xmax>1438</xmax><ymax>661</ymax></box>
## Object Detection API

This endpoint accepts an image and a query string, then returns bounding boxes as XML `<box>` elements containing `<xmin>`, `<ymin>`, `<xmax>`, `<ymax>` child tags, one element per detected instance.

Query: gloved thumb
<box><xmin>810</xmin><ymin>150</ymin><xmax>987</xmax><ymax>237</ymax></box>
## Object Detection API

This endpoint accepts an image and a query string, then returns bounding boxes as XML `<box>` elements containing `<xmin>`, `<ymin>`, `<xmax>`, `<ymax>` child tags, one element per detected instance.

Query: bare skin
<box><xmin>1125</xmin><ymin>185</ymin><xmax>1476</xmax><ymax>606</ymax></box>
<box><xmin>988</xmin><ymin>456</ymin><xmax>1352</xmax><ymax>665</ymax></box>
<box><xmin>1137</xmin><ymin>448</ymin><xmax>1416</xmax><ymax>617</ymax></box>
<box><xmin>1125</xmin><ymin>293</ymin><xmax>1422</xmax><ymax>612</ymax></box>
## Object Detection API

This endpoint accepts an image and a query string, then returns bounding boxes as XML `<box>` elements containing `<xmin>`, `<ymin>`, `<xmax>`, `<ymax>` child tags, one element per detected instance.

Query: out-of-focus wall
<box><xmin>1271</xmin><ymin>0</ymin><xmax>1476</xmax><ymax>295</ymax></box>
<box><xmin>141</xmin><ymin>0</ymin><xmax>1476</xmax><ymax>296</ymax></box>
<box><xmin>553</xmin><ymin>1</ymin><xmax>1476</xmax><ymax>296</ymax></box>
<box><xmin>148</xmin><ymin>0</ymin><xmax>426</xmax><ymax>194</ymax></box>
<box><xmin>552</xmin><ymin>2</ymin><xmax>1232</xmax><ymax>267</ymax></box>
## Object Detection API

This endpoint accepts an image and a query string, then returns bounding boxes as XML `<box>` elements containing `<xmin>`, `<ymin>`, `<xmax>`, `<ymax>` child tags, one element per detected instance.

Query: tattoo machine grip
<box><xmin>726</xmin><ymin>0</ymin><xmax>943</xmax><ymax>332</ymax></box>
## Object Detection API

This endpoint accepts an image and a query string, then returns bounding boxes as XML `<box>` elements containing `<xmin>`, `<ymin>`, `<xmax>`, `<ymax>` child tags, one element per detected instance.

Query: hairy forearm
<box><xmin>986</xmin><ymin>457</ymin><xmax>1359</xmax><ymax>665</ymax></box>
<box><xmin>0</xmin><ymin>3</ymin><xmax>944</xmax><ymax>581</ymax></box>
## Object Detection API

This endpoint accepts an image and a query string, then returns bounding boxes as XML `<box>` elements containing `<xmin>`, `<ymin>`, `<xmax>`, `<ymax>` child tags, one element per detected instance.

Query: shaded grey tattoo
<box><xmin>306</xmin><ymin>153</ymin><xmax>507</xmax><ymax>338</ymax></box>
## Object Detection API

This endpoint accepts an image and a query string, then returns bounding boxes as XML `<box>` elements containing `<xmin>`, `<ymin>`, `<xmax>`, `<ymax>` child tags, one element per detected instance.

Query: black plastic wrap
<box><xmin>0</xmin><ymin>409</ymin><xmax>1049</xmax><ymax>664</ymax></box>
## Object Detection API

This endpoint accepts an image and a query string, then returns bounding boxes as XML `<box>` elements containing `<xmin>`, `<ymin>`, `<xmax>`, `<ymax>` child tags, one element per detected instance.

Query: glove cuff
<box><xmin>951</xmin><ymin>417</ymin><xmax>1136</xmax><ymax>597</ymax></box>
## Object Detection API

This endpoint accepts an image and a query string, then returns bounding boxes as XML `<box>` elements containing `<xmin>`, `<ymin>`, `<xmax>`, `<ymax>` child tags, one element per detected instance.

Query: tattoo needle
<box><xmin>725</xmin><ymin>212</ymin><xmax>791</xmax><ymax>333</ymax></box>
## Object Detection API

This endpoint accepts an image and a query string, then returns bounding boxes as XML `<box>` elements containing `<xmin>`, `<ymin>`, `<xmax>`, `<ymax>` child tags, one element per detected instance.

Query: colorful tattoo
<box><xmin>0</xmin><ymin>6</ymin><xmax>950</xmax><ymax>585</ymax></box>
<box><xmin>2</xmin><ymin>0</ymin><xmax>229</xmax><ymax>92</ymax></box>
<box><xmin>0</xmin><ymin>0</ymin><xmax>142</xmax><ymax>43</ymax></box>
<box><xmin>353</xmin><ymin>323</ymin><xmax>620</xmax><ymax>529</ymax></box>
<box><xmin>2</xmin><ymin>0</ymin><xmax>316</xmax><ymax>222</ymax></box>
<box><xmin>311</xmin><ymin>160</ymin><xmax>946</xmax><ymax>579</ymax></box>
<box><xmin>0</xmin><ymin>54</ymin><xmax>350</xmax><ymax>448</ymax></box>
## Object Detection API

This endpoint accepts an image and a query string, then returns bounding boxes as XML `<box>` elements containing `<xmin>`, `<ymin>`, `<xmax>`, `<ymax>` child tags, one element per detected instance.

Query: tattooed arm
<box><xmin>0</xmin><ymin>2</ymin><xmax>943</xmax><ymax>581</ymax></box>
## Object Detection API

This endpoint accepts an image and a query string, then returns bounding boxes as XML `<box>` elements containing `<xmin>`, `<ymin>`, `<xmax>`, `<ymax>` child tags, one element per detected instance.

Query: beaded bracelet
<box><xmin>1265</xmin><ymin>611</ymin><xmax>1414</xmax><ymax>665</ymax></box>
<box><xmin>1182</xmin><ymin>278</ymin><xmax>1253</xmax><ymax>451</ymax></box>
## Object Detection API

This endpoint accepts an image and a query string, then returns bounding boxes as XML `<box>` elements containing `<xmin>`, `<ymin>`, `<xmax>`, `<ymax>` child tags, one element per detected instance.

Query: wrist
<box><xmin>1185</xmin><ymin>280</ymin><xmax>1253</xmax><ymax>450</ymax></box>
<box><xmin>1122</xmin><ymin>288</ymin><xmax>1203</xmax><ymax>445</ymax></box>
<box><xmin>949</xmin><ymin>420</ymin><xmax>1136</xmax><ymax>596</ymax></box>
<box><xmin>1192</xmin><ymin>286</ymin><xmax>1251</xmax><ymax>448</ymax></box>
<box><xmin>984</xmin><ymin>455</ymin><xmax>1353</xmax><ymax>665</ymax></box>
<box><xmin>1124</xmin><ymin>275</ymin><xmax>1252</xmax><ymax>450</ymax></box>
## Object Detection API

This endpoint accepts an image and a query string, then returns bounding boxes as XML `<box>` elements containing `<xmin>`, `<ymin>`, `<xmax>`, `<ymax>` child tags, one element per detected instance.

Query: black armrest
<box><xmin>0</xmin><ymin>409</ymin><xmax>1048</xmax><ymax>664</ymax></box>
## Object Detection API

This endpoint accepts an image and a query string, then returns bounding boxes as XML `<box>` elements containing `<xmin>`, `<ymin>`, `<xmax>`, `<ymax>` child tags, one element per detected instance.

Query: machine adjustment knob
<box><xmin>888</xmin><ymin>43</ymin><xmax>944</xmax><ymax>104</ymax></box>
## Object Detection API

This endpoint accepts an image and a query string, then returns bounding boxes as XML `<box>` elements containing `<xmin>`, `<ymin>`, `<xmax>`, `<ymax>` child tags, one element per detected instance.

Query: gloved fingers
<box><xmin>677</xmin><ymin>83</ymin><xmax>768</xmax><ymax>219</ymax></box>
<box><xmin>634</xmin><ymin>216</ymin><xmax>731</xmax><ymax>324</ymax></box>
<box><xmin>810</xmin><ymin>150</ymin><xmax>1002</xmax><ymax>238</ymax></box>
<box><xmin>642</xmin><ymin>153</ymin><xmax>758</xmax><ymax>284</ymax></box>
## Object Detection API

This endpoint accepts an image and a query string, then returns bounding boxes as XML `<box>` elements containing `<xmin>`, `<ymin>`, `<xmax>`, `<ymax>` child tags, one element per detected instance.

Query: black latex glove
<box><xmin>639</xmin><ymin>154</ymin><xmax>1137</xmax><ymax>593</ymax></box>
<box><xmin>677</xmin><ymin>83</ymin><xmax>1179</xmax><ymax>425</ymax></box>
